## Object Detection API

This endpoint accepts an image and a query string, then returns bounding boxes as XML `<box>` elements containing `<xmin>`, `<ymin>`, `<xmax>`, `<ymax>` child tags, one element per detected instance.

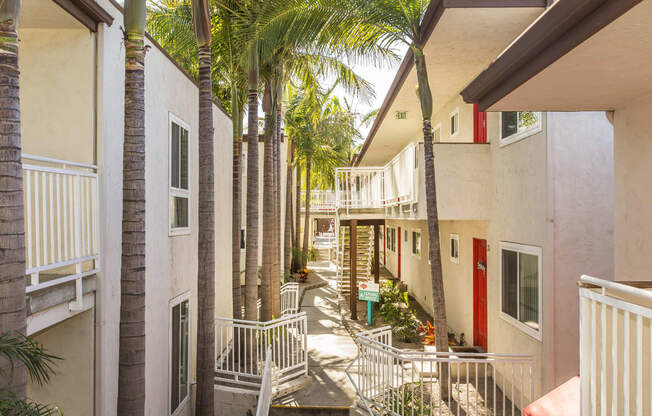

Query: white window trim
<box><xmin>169</xmin><ymin>113</ymin><xmax>191</xmax><ymax>236</ymax></box>
<box><xmin>411</xmin><ymin>229</ymin><xmax>421</xmax><ymax>258</ymax></box>
<box><xmin>450</xmin><ymin>233</ymin><xmax>459</xmax><ymax>264</ymax></box>
<box><xmin>498</xmin><ymin>241</ymin><xmax>543</xmax><ymax>342</ymax></box>
<box><xmin>499</xmin><ymin>112</ymin><xmax>543</xmax><ymax>147</ymax></box>
<box><xmin>433</xmin><ymin>122</ymin><xmax>442</xmax><ymax>143</ymax></box>
<box><xmin>449</xmin><ymin>108</ymin><xmax>460</xmax><ymax>138</ymax></box>
<box><xmin>169</xmin><ymin>291</ymin><xmax>191</xmax><ymax>416</ymax></box>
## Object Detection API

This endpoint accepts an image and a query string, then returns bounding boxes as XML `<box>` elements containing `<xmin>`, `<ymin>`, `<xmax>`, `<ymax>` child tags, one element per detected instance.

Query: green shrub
<box><xmin>378</xmin><ymin>281</ymin><xmax>421</xmax><ymax>342</ymax></box>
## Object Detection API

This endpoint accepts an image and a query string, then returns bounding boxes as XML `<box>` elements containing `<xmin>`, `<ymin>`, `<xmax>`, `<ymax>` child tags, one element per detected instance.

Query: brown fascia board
<box><xmin>106</xmin><ymin>0</ymin><xmax>231</xmax><ymax>119</ymax></box>
<box><xmin>353</xmin><ymin>0</ymin><xmax>547</xmax><ymax>166</ymax></box>
<box><xmin>52</xmin><ymin>0</ymin><xmax>114</xmax><ymax>31</ymax></box>
<box><xmin>461</xmin><ymin>0</ymin><xmax>642</xmax><ymax>111</ymax></box>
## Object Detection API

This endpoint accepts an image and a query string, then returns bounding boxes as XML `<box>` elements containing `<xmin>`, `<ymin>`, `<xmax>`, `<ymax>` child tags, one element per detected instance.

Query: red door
<box><xmin>397</xmin><ymin>226</ymin><xmax>402</xmax><ymax>279</ymax></box>
<box><xmin>473</xmin><ymin>238</ymin><xmax>488</xmax><ymax>350</ymax></box>
<box><xmin>473</xmin><ymin>104</ymin><xmax>487</xmax><ymax>143</ymax></box>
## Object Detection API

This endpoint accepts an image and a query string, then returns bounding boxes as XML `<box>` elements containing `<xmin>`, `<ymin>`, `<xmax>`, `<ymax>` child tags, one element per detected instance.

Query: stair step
<box><xmin>270</xmin><ymin>405</ymin><xmax>352</xmax><ymax>416</ymax></box>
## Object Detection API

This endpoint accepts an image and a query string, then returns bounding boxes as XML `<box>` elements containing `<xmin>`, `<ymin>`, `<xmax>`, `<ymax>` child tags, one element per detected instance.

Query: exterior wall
<box><xmin>95</xmin><ymin>1</ymin><xmax>234</xmax><ymax>414</ymax></box>
<box><xmin>431</xmin><ymin>94</ymin><xmax>475</xmax><ymax>144</ymax></box>
<box><xmin>547</xmin><ymin>111</ymin><xmax>614</xmax><ymax>387</ymax></box>
<box><xmin>27</xmin><ymin>309</ymin><xmax>95</xmax><ymax>415</ymax></box>
<box><xmin>613</xmin><ymin>94</ymin><xmax>652</xmax><ymax>282</ymax></box>
<box><xmin>19</xmin><ymin>27</ymin><xmax>94</xmax><ymax>164</ymax></box>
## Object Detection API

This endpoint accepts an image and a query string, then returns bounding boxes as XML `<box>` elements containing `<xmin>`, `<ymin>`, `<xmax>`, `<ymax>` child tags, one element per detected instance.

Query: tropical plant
<box><xmin>191</xmin><ymin>0</ymin><xmax>215</xmax><ymax>413</ymax></box>
<box><xmin>378</xmin><ymin>281</ymin><xmax>421</xmax><ymax>342</ymax></box>
<box><xmin>344</xmin><ymin>0</ymin><xmax>450</xmax><ymax>372</ymax></box>
<box><xmin>119</xmin><ymin>0</ymin><xmax>147</xmax><ymax>413</ymax></box>
<box><xmin>0</xmin><ymin>0</ymin><xmax>27</xmax><ymax>396</ymax></box>
<box><xmin>0</xmin><ymin>332</ymin><xmax>61</xmax><ymax>415</ymax></box>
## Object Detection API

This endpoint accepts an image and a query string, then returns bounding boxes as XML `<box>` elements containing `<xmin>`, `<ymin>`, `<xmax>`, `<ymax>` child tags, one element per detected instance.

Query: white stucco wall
<box><xmin>94</xmin><ymin>2</ymin><xmax>233</xmax><ymax>414</ymax></box>
<box><xmin>613</xmin><ymin>94</ymin><xmax>652</xmax><ymax>282</ymax></box>
<box><xmin>19</xmin><ymin>27</ymin><xmax>95</xmax><ymax>164</ymax></box>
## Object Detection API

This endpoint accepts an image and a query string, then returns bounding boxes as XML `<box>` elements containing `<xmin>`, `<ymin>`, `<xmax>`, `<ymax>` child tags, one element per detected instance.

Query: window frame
<box><xmin>411</xmin><ymin>229</ymin><xmax>421</xmax><ymax>258</ymax></box>
<box><xmin>450</xmin><ymin>108</ymin><xmax>460</xmax><ymax>138</ymax></box>
<box><xmin>499</xmin><ymin>111</ymin><xmax>542</xmax><ymax>147</ymax></box>
<box><xmin>169</xmin><ymin>113</ymin><xmax>191</xmax><ymax>236</ymax></box>
<box><xmin>168</xmin><ymin>291</ymin><xmax>191</xmax><ymax>416</ymax></box>
<box><xmin>498</xmin><ymin>241</ymin><xmax>543</xmax><ymax>341</ymax></box>
<box><xmin>450</xmin><ymin>233</ymin><xmax>459</xmax><ymax>264</ymax></box>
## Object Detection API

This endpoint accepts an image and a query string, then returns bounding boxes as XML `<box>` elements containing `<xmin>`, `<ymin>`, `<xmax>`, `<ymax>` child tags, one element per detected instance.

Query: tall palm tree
<box><xmin>347</xmin><ymin>0</ymin><xmax>449</xmax><ymax>383</ymax></box>
<box><xmin>283</xmin><ymin>139</ymin><xmax>293</xmax><ymax>276</ymax></box>
<box><xmin>119</xmin><ymin>0</ymin><xmax>147</xmax><ymax>413</ymax></box>
<box><xmin>192</xmin><ymin>0</ymin><xmax>215</xmax><ymax>413</ymax></box>
<box><xmin>0</xmin><ymin>0</ymin><xmax>27</xmax><ymax>396</ymax></box>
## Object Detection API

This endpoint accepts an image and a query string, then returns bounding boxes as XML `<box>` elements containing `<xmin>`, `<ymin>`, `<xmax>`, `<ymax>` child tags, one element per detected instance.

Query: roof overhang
<box><xmin>355</xmin><ymin>0</ymin><xmax>546</xmax><ymax>166</ymax></box>
<box><xmin>22</xmin><ymin>0</ymin><xmax>113</xmax><ymax>31</ymax></box>
<box><xmin>461</xmin><ymin>0</ymin><xmax>647</xmax><ymax>112</ymax></box>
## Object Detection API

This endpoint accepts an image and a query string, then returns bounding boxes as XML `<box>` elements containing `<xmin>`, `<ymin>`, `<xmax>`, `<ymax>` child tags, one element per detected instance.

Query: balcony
<box><xmin>300</xmin><ymin>190</ymin><xmax>336</xmax><ymax>213</ymax></box>
<box><xmin>23</xmin><ymin>154</ymin><xmax>100</xmax><ymax>317</ymax></box>
<box><xmin>336</xmin><ymin>143</ymin><xmax>417</xmax><ymax>210</ymax></box>
<box><xmin>579</xmin><ymin>276</ymin><xmax>652</xmax><ymax>415</ymax></box>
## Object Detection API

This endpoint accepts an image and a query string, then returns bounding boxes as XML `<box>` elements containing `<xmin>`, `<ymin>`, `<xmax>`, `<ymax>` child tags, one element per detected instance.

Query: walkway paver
<box><xmin>276</xmin><ymin>261</ymin><xmax>358</xmax><ymax>407</ymax></box>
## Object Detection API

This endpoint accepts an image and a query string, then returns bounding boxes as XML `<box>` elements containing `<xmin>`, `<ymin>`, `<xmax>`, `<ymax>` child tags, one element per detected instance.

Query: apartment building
<box><xmin>340</xmin><ymin>0</ymin><xmax>614</xmax><ymax>399</ymax></box>
<box><xmin>462</xmin><ymin>1</ymin><xmax>652</xmax><ymax>413</ymax></box>
<box><xmin>19</xmin><ymin>0</ymin><xmax>233</xmax><ymax>414</ymax></box>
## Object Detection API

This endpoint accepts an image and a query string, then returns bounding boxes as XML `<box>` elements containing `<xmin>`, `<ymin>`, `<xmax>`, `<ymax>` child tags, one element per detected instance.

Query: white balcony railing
<box><xmin>579</xmin><ymin>275</ymin><xmax>652</xmax><ymax>416</ymax></box>
<box><xmin>242</xmin><ymin>282</ymin><xmax>300</xmax><ymax>320</ymax></box>
<box><xmin>215</xmin><ymin>312</ymin><xmax>308</xmax><ymax>393</ymax></box>
<box><xmin>22</xmin><ymin>154</ymin><xmax>100</xmax><ymax>309</ymax></box>
<box><xmin>336</xmin><ymin>143</ymin><xmax>417</xmax><ymax>209</ymax></box>
<box><xmin>300</xmin><ymin>190</ymin><xmax>336</xmax><ymax>213</ymax></box>
<box><xmin>255</xmin><ymin>345</ymin><xmax>274</xmax><ymax>416</ymax></box>
<box><xmin>347</xmin><ymin>327</ymin><xmax>535</xmax><ymax>416</ymax></box>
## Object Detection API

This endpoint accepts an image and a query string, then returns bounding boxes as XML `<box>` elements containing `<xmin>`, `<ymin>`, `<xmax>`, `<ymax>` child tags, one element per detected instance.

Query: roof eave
<box><xmin>461</xmin><ymin>0</ymin><xmax>643</xmax><ymax>111</ymax></box>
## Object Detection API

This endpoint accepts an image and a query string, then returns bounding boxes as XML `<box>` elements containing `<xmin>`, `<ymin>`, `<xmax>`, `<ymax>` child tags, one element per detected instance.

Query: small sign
<box><xmin>358</xmin><ymin>282</ymin><xmax>379</xmax><ymax>302</ymax></box>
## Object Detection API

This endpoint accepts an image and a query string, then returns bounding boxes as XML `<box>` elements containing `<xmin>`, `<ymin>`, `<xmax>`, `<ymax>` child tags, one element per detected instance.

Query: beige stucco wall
<box><xmin>614</xmin><ymin>93</ymin><xmax>652</xmax><ymax>282</ymax></box>
<box><xmin>27</xmin><ymin>309</ymin><xmax>94</xmax><ymax>415</ymax></box>
<box><xmin>95</xmin><ymin>1</ymin><xmax>234</xmax><ymax>414</ymax></box>
<box><xmin>19</xmin><ymin>28</ymin><xmax>95</xmax><ymax>164</ymax></box>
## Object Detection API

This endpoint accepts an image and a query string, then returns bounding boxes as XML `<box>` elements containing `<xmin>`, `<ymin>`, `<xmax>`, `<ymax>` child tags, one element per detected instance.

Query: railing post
<box><xmin>70</xmin><ymin>172</ymin><xmax>84</xmax><ymax>310</ymax></box>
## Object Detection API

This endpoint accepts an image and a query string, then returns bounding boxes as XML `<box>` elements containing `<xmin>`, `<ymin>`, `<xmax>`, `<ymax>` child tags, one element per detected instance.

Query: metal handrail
<box><xmin>255</xmin><ymin>345</ymin><xmax>274</xmax><ymax>416</ymax></box>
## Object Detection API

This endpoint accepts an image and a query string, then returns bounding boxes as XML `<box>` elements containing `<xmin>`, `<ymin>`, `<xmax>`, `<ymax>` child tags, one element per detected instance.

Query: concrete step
<box><xmin>270</xmin><ymin>405</ymin><xmax>352</xmax><ymax>416</ymax></box>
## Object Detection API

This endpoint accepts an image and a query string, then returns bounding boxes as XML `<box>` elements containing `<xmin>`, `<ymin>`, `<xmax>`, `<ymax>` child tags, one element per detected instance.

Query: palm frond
<box><xmin>0</xmin><ymin>332</ymin><xmax>59</xmax><ymax>386</ymax></box>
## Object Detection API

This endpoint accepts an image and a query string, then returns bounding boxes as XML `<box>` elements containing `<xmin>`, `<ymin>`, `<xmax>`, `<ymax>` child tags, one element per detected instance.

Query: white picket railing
<box><xmin>347</xmin><ymin>327</ymin><xmax>535</xmax><ymax>416</ymax></box>
<box><xmin>300</xmin><ymin>190</ymin><xmax>336</xmax><ymax>213</ymax></box>
<box><xmin>336</xmin><ymin>143</ymin><xmax>417</xmax><ymax>210</ymax></box>
<box><xmin>215</xmin><ymin>312</ymin><xmax>308</xmax><ymax>393</ymax></box>
<box><xmin>242</xmin><ymin>282</ymin><xmax>300</xmax><ymax>320</ymax></box>
<box><xmin>255</xmin><ymin>345</ymin><xmax>274</xmax><ymax>416</ymax></box>
<box><xmin>22</xmin><ymin>154</ymin><xmax>100</xmax><ymax>309</ymax></box>
<box><xmin>579</xmin><ymin>275</ymin><xmax>652</xmax><ymax>416</ymax></box>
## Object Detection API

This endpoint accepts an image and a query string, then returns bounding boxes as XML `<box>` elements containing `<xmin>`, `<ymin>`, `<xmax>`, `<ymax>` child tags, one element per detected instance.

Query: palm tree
<box><xmin>347</xmin><ymin>0</ymin><xmax>450</xmax><ymax>384</ymax></box>
<box><xmin>283</xmin><ymin>139</ymin><xmax>293</xmax><ymax>276</ymax></box>
<box><xmin>0</xmin><ymin>333</ymin><xmax>61</xmax><ymax>415</ymax></box>
<box><xmin>191</xmin><ymin>0</ymin><xmax>215</xmax><ymax>413</ymax></box>
<box><xmin>0</xmin><ymin>0</ymin><xmax>27</xmax><ymax>396</ymax></box>
<box><xmin>119</xmin><ymin>0</ymin><xmax>147</xmax><ymax>413</ymax></box>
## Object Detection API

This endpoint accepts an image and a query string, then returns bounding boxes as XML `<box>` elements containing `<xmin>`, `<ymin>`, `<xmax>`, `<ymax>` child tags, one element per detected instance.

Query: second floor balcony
<box><xmin>300</xmin><ymin>190</ymin><xmax>336</xmax><ymax>213</ymax></box>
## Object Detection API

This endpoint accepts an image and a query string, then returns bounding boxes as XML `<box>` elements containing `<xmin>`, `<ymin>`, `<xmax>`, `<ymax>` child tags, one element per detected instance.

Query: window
<box><xmin>434</xmin><ymin>123</ymin><xmax>442</xmax><ymax>142</ymax></box>
<box><xmin>500</xmin><ymin>242</ymin><xmax>542</xmax><ymax>340</ymax></box>
<box><xmin>240</xmin><ymin>229</ymin><xmax>246</xmax><ymax>249</ymax></box>
<box><xmin>450</xmin><ymin>234</ymin><xmax>459</xmax><ymax>264</ymax></box>
<box><xmin>450</xmin><ymin>109</ymin><xmax>460</xmax><ymax>138</ymax></box>
<box><xmin>500</xmin><ymin>112</ymin><xmax>542</xmax><ymax>146</ymax></box>
<box><xmin>169</xmin><ymin>114</ymin><xmax>190</xmax><ymax>235</ymax></box>
<box><xmin>404</xmin><ymin>229</ymin><xmax>408</xmax><ymax>242</ymax></box>
<box><xmin>412</xmin><ymin>231</ymin><xmax>421</xmax><ymax>257</ymax></box>
<box><xmin>170</xmin><ymin>294</ymin><xmax>190</xmax><ymax>415</ymax></box>
<box><xmin>389</xmin><ymin>228</ymin><xmax>396</xmax><ymax>252</ymax></box>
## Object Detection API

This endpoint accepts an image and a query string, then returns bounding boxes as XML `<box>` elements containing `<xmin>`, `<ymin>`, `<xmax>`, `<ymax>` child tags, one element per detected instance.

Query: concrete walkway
<box><xmin>276</xmin><ymin>261</ymin><xmax>358</xmax><ymax>407</ymax></box>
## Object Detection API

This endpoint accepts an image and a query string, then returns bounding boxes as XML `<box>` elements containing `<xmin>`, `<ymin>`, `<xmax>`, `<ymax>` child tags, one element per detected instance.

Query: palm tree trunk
<box><xmin>283</xmin><ymin>140</ymin><xmax>293</xmax><ymax>276</ymax></box>
<box><xmin>244</xmin><ymin>43</ymin><xmax>259</xmax><ymax>322</ymax></box>
<box><xmin>302</xmin><ymin>157</ymin><xmax>311</xmax><ymax>267</ymax></box>
<box><xmin>415</xmin><ymin>47</ymin><xmax>449</xmax><ymax>396</ymax></box>
<box><xmin>272</xmin><ymin>92</ymin><xmax>282</xmax><ymax>317</ymax></box>
<box><xmin>0</xmin><ymin>0</ymin><xmax>27</xmax><ymax>395</ymax></box>
<box><xmin>232</xmin><ymin>88</ymin><xmax>242</xmax><ymax>320</ymax></box>
<box><xmin>293</xmin><ymin>161</ymin><xmax>301</xmax><ymax>271</ymax></box>
<box><xmin>261</xmin><ymin>85</ymin><xmax>274</xmax><ymax>321</ymax></box>
<box><xmin>119</xmin><ymin>1</ymin><xmax>147</xmax><ymax>412</ymax></box>
<box><xmin>195</xmin><ymin>42</ymin><xmax>215</xmax><ymax>416</ymax></box>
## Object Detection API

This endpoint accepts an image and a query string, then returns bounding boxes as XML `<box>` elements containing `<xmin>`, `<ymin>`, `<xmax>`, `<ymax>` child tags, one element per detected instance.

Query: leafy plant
<box><xmin>307</xmin><ymin>247</ymin><xmax>318</xmax><ymax>262</ymax></box>
<box><xmin>387</xmin><ymin>382</ymin><xmax>432</xmax><ymax>415</ymax></box>
<box><xmin>418</xmin><ymin>321</ymin><xmax>435</xmax><ymax>345</ymax></box>
<box><xmin>0</xmin><ymin>332</ymin><xmax>62</xmax><ymax>416</ymax></box>
<box><xmin>378</xmin><ymin>281</ymin><xmax>421</xmax><ymax>342</ymax></box>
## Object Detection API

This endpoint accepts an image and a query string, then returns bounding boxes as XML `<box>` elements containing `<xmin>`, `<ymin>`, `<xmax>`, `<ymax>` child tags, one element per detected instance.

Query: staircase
<box><xmin>336</xmin><ymin>225</ymin><xmax>373</xmax><ymax>294</ymax></box>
